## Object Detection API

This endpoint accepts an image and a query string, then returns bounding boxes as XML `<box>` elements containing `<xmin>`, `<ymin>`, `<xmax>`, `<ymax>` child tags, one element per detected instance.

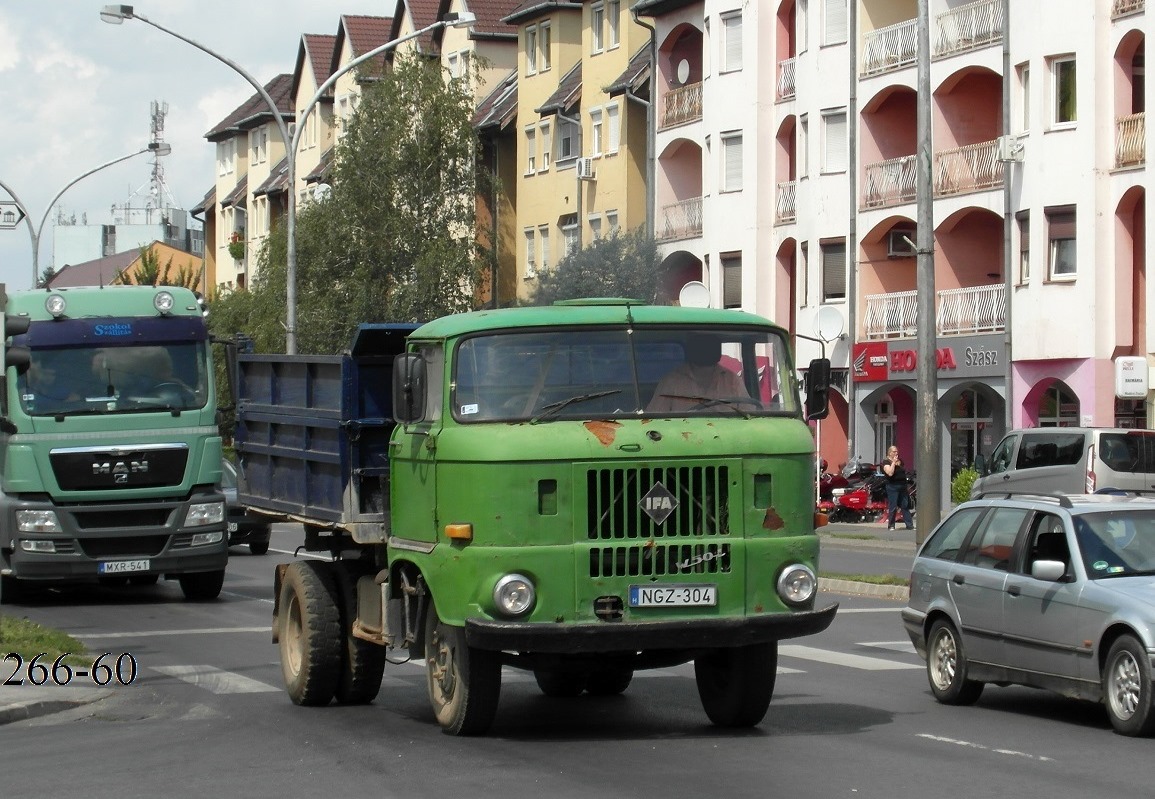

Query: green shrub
<box><xmin>951</xmin><ymin>467</ymin><xmax>980</xmax><ymax>505</ymax></box>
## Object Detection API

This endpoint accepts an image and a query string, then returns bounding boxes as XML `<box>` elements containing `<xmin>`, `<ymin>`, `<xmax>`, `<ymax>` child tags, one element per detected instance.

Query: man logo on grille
<box><xmin>640</xmin><ymin>481</ymin><xmax>678</xmax><ymax>525</ymax></box>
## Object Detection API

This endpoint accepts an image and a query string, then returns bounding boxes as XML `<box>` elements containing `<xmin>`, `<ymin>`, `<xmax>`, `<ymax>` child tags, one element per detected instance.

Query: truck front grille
<box><xmin>586</xmin><ymin>465</ymin><xmax>730</xmax><ymax>540</ymax></box>
<box><xmin>50</xmin><ymin>446</ymin><xmax>189</xmax><ymax>491</ymax></box>
<box><xmin>78</xmin><ymin>535</ymin><xmax>169</xmax><ymax>558</ymax></box>
<box><xmin>589</xmin><ymin>542</ymin><xmax>732</xmax><ymax>578</ymax></box>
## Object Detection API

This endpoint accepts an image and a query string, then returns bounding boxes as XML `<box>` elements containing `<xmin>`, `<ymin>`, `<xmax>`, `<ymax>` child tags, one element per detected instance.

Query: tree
<box><xmin>222</xmin><ymin>52</ymin><xmax>487</xmax><ymax>355</ymax></box>
<box><xmin>116</xmin><ymin>245</ymin><xmax>202</xmax><ymax>290</ymax></box>
<box><xmin>529</xmin><ymin>227</ymin><xmax>670</xmax><ymax>306</ymax></box>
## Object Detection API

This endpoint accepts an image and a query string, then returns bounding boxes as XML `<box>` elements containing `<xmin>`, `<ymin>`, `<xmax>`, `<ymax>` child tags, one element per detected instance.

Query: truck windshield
<box><xmin>16</xmin><ymin>320</ymin><xmax>210</xmax><ymax>417</ymax></box>
<box><xmin>452</xmin><ymin>326</ymin><xmax>799</xmax><ymax>422</ymax></box>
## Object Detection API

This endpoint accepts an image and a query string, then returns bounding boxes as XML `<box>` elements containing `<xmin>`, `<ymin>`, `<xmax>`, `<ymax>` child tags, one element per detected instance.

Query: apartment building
<box><xmin>633</xmin><ymin>0</ymin><xmax>1150</xmax><ymax>509</ymax></box>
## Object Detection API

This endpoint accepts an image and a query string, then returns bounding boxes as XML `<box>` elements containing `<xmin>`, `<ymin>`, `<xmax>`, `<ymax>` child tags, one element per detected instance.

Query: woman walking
<box><xmin>881</xmin><ymin>445</ymin><xmax>914</xmax><ymax>530</ymax></box>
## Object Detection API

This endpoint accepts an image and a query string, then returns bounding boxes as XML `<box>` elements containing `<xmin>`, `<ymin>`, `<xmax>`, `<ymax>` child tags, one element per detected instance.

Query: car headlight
<box><xmin>493</xmin><ymin>573</ymin><xmax>535</xmax><ymax>617</ymax></box>
<box><xmin>17</xmin><ymin>509</ymin><xmax>62</xmax><ymax>533</ymax></box>
<box><xmin>777</xmin><ymin>564</ymin><xmax>817</xmax><ymax>607</ymax></box>
<box><xmin>186</xmin><ymin>502</ymin><xmax>224</xmax><ymax>527</ymax></box>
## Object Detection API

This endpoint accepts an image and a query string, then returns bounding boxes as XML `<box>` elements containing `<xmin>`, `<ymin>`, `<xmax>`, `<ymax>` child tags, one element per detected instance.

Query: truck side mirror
<box><xmin>805</xmin><ymin>358</ymin><xmax>831</xmax><ymax>421</ymax></box>
<box><xmin>974</xmin><ymin>454</ymin><xmax>987</xmax><ymax>475</ymax></box>
<box><xmin>392</xmin><ymin>352</ymin><xmax>427</xmax><ymax>425</ymax></box>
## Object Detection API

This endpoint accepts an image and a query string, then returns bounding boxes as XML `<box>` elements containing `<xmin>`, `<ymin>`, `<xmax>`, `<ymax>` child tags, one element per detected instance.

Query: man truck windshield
<box><xmin>452</xmin><ymin>325</ymin><xmax>798</xmax><ymax>422</ymax></box>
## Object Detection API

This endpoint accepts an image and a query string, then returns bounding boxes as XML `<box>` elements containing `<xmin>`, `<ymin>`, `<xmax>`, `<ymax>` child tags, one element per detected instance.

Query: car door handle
<box><xmin>1006</xmin><ymin>585</ymin><xmax>1021</xmax><ymax>597</ymax></box>
<box><xmin>952</xmin><ymin>574</ymin><xmax>965</xmax><ymax>585</ymax></box>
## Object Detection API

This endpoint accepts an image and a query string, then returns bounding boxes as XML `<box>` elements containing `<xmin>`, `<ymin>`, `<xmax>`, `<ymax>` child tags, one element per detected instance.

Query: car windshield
<box><xmin>451</xmin><ymin>325</ymin><xmax>799</xmax><ymax>423</ymax></box>
<box><xmin>1074</xmin><ymin>510</ymin><xmax>1155</xmax><ymax>577</ymax></box>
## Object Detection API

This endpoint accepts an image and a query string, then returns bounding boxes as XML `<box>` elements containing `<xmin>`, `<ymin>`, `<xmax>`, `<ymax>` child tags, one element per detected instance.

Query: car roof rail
<box><xmin>972</xmin><ymin>490</ymin><xmax>1073</xmax><ymax>508</ymax></box>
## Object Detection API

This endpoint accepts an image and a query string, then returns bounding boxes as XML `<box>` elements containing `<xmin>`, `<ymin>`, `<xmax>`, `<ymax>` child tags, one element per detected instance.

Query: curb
<box><xmin>0</xmin><ymin>688</ymin><xmax>112</xmax><ymax>726</ymax></box>
<box><xmin>818</xmin><ymin>577</ymin><xmax>909</xmax><ymax>601</ymax></box>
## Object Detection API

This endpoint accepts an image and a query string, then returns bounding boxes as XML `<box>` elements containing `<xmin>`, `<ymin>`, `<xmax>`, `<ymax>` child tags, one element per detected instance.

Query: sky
<box><xmin>0</xmin><ymin>0</ymin><xmax>391</xmax><ymax>291</ymax></box>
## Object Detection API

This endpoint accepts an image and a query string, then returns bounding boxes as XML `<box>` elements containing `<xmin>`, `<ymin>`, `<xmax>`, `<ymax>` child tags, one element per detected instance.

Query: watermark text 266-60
<box><xmin>3</xmin><ymin>653</ymin><xmax>138</xmax><ymax>686</ymax></box>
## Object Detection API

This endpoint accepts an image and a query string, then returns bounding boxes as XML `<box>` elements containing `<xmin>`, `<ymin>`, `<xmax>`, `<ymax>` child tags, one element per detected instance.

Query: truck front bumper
<box><xmin>465</xmin><ymin>602</ymin><xmax>838</xmax><ymax>654</ymax></box>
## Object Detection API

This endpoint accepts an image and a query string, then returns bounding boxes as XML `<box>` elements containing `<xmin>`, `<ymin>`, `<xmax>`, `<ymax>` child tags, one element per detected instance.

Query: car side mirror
<box><xmin>1031</xmin><ymin>560</ymin><xmax>1067</xmax><ymax>582</ymax></box>
<box><xmin>974</xmin><ymin>454</ymin><xmax>987</xmax><ymax>475</ymax></box>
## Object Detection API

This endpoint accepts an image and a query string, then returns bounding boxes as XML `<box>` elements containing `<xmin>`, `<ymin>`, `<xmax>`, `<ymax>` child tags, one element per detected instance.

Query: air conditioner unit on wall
<box><xmin>887</xmin><ymin>229</ymin><xmax>916</xmax><ymax>258</ymax></box>
<box><xmin>576</xmin><ymin>157</ymin><xmax>596</xmax><ymax>180</ymax></box>
<box><xmin>996</xmin><ymin>134</ymin><xmax>1024</xmax><ymax>162</ymax></box>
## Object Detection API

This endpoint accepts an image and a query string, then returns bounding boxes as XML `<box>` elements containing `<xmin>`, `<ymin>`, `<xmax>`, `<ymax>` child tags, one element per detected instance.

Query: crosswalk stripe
<box><xmin>152</xmin><ymin>665</ymin><xmax>280</xmax><ymax>693</ymax></box>
<box><xmin>780</xmin><ymin>644</ymin><xmax>921</xmax><ymax>670</ymax></box>
<box><xmin>859</xmin><ymin>640</ymin><xmax>917</xmax><ymax>654</ymax></box>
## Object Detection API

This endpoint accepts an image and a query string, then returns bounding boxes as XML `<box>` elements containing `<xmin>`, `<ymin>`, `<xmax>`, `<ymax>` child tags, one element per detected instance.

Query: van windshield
<box><xmin>451</xmin><ymin>326</ymin><xmax>799</xmax><ymax>422</ymax></box>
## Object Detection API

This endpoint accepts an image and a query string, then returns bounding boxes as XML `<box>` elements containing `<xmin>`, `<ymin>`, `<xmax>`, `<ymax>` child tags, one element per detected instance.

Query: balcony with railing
<box><xmin>934</xmin><ymin>139</ymin><xmax>1003</xmax><ymax>196</ymax></box>
<box><xmin>658</xmin><ymin>196</ymin><xmax>703</xmax><ymax>242</ymax></box>
<box><xmin>1113</xmin><ymin>0</ymin><xmax>1144</xmax><ymax>17</ymax></box>
<box><xmin>862</xmin><ymin>19</ymin><xmax>917</xmax><ymax>77</ymax></box>
<box><xmin>863</xmin><ymin>284</ymin><xmax>1006</xmax><ymax>340</ymax></box>
<box><xmin>776</xmin><ymin>181</ymin><xmax>797</xmax><ymax>224</ymax></box>
<box><xmin>1116</xmin><ymin>112</ymin><xmax>1146</xmax><ymax>168</ymax></box>
<box><xmin>935</xmin><ymin>0</ymin><xmax>1004</xmax><ymax>58</ymax></box>
<box><xmin>777</xmin><ymin>57</ymin><xmax>796</xmax><ymax>101</ymax></box>
<box><xmin>660</xmin><ymin>82</ymin><xmax>703</xmax><ymax>130</ymax></box>
<box><xmin>863</xmin><ymin>155</ymin><xmax>917</xmax><ymax>209</ymax></box>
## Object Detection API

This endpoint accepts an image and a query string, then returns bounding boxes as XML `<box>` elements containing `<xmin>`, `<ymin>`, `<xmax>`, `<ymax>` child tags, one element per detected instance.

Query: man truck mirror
<box><xmin>392</xmin><ymin>352</ymin><xmax>427</xmax><ymax>425</ymax></box>
<box><xmin>805</xmin><ymin>358</ymin><xmax>831</xmax><ymax>421</ymax></box>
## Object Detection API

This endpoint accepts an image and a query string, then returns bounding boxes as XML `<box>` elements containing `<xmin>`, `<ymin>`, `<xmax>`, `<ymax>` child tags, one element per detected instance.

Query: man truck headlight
<box><xmin>190</xmin><ymin>531</ymin><xmax>224</xmax><ymax>546</ymax></box>
<box><xmin>17</xmin><ymin>510</ymin><xmax>62</xmax><ymax>533</ymax></box>
<box><xmin>777</xmin><ymin>564</ymin><xmax>817</xmax><ymax>607</ymax></box>
<box><xmin>493</xmin><ymin>573</ymin><xmax>535</xmax><ymax>617</ymax></box>
<box><xmin>186</xmin><ymin>502</ymin><xmax>225</xmax><ymax>527</ymax></box>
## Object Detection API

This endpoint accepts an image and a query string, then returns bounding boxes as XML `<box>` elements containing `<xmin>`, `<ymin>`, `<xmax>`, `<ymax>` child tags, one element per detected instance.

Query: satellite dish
<box><xmin>678</xmin><ymin>280</ymin><xmax>711</xmax><ymax>308</ymax></box>
<box><xmin>676</xmin><ymin>59</ymin><xmax>690</xmax><ymax>85</ymax></box>
<box><xmin>313</xmin><ymin>183</ymin><xmax>332</xmax><ymax>201</ymax></box>
<box><xmin>814</xmin><ymin>305</ymin><xmax>844</xmax><ymax>343</ymax></box>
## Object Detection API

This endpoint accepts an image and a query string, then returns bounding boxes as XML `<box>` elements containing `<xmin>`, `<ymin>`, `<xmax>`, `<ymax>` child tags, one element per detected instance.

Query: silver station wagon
<box><xmin>902</xmin><ymin>492</ymin><xmax>1155</xmax><ymax>736</ymax></box>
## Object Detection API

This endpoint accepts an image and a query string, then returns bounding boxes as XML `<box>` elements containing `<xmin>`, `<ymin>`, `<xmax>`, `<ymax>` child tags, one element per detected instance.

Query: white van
<box><xmin>971</xmin><ymin>427</ymin><xmax>1155</xmax><ymax>497</ymax></box>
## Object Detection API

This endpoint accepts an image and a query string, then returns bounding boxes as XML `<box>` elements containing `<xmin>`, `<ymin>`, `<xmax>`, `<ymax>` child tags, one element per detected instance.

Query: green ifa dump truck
<box><xmin>0</xmin><ymin>285</ymin><xmax>228</xmax><ymax>602</ymax></box>
<box><xmin>234</xmin><ymin>300</ymin><xmax>836</xmax><ymax>735</ymax></box>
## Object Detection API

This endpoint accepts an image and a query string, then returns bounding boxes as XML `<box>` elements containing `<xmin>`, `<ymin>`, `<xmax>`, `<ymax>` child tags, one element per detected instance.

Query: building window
<box><xmin>721</xmin><ymin>12</ymin><xmax>742</xmax><ymax>73</ymax></box>
<box><xmin>448</xmin><ymin>50</ymin><xmax>471</xmax><ymax>83</ymax></box>
<box><xmin>589</xmin><ymin>215</ymin><xmax>603</xmax><ymax>241</ymax></box>
<box><xmin>1037</xmin><ymin>383</ymin><xmax>1079</xmax><ymax>427</ymax></box>
<box><xmin>539</xmin><ymin>22</ymin><xmax>552</xmax><ymax>71</ymax></box>
<box><xmin>525</xmin><ymin>127</ymin><xmax>537</xmax><ymax>174</ymax></box>
<box><xmin>539</xmin><ymin>120</ymin><xmax>552</xmax><ymax>170</ymax></box>
<box><xmin>250</xmin><ymin>126</ymin><xmax>267</xmax><ymax>166</ymax></box>
<box><xmin>558</xmin><ymin>117</ymin><xmax>579</xmax><ymax>161</ymax></box>
<box><xmin>592</xmin><ymin>2</ymin><xmax>605</xmax><ymax>53</ymax></box>
<box><xmin>217</xmin><ymin>139</ymin><xmax>235</xmax><ymax>177</ymax></box>
<box><xmin>798</xmin><ymin>0</ymin><xmax>809</xmax><ymax>54</ymax></box>
<box><xmin>606</xmin><ymin>104</ymin><xmax>620</xmax><ymax>154</ymax></box>
<box><xmin>822</xmin><ymin>109</ymin><xmax>847</xmax><ymax>173</ymax></box>
<box><xmin>606</xmin><ymin>210</ymin><xmax>619</xmax><ymax>234</ymax></box>
<box><xmin>721</xmin><ymin>132</ymin><xmax>743</xmax><ymax>192</ymax></box>
<box><xmin>525</xmin><ymin>229</ymin><xmax>536</xmax><ymax>278</ymax></box>
<box><xmin>591</xmin><ymin>109</ymin><xmax>604</xmax><ymax>156</ymax></box>
<box><xmin>561</xmin><ymin>215</ymin><xmax>579</xmax><ymax>257</ymax></box>
<box><xmin>607</xmin><ymin>0</ymin><xmax>620</xmax><ymax>48</ymax></box>
<box><xmin>824</xmin><ymin>0</ymin><xmax>847</xmax><ymax>45</ymax></box>
<box><xmin>799</xmin><ymin>242</ymin><xmax>809</xmax><ymax>307</ymax></box>
<box><xmin>799</xmin><ymin>114</ymin><xmax>809</xmax><ymax>178</ymax></box>
<box><xmin>526</xmin><ymin>26</ymin><xmax>538</xmax><ymax>75</ymax></box>
<box><xmin>1051</xmin><ymin>56</ymin><xmax>1076</xmax><ymax>125</ymax></box>
<box><xmin>1046</xmin><ymin>206</ymin><xmax>1076</xmax><ymax>280</ymax></box>
<box><xmin>539</xmin><ymin>226</ymin><xmax>550</xmax><ymax>272</ymax></box>
<box><xmin>1018</xmin><ymin>63</ymin><xmax>1030</xmax><ymax>132</ymax></box>
<box><xmin>721</xmin><ymin>252</ymin><xmax>742</xmax><ymax>309</ymax></box>
<box><xmin>1017</xmin><ymin>211</ymin><xmax>1030</xmax><ymax>284</ymax></box>
<box><xmin>821</xmin><ymin>240</ymin><xmax>846</xmax><ymax>302</ymax></box>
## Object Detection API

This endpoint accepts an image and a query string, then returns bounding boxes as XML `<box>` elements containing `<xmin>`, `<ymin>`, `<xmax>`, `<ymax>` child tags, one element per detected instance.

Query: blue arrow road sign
<box><xmin>0</xmin><ymin>202</ymin><xmax>25</xmax><ymax>229</ymax></box>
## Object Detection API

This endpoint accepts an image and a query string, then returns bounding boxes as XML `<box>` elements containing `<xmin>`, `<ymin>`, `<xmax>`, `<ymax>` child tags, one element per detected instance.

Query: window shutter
<box><xmin>607</xmin><ymin>105</ymin><xmax>620</xmax><ymax>152</ymax></box>
<box><xmin>722</xmin><ymin>254</ymin><xmax>742</xmax><ymax>308</ymax></box>
<box><xmin>723</xmin><ymin>14</ymin><xmax>743</xmax><ymax>71</ymax></box>
<box><xmin>823</xmin><ymin>112</ymin><xmax>847</xmax><ymax>172</ymax></box>
<box><xmin>824</xmin><ymin>0</ymin><xmax>847</xmax><ymax>44</ymax></box>
<box><xmin>822</xmin><ymin>242</ymin><xmax>846</xmax><ymax>301</ymax></box>
<box><xmin>723</xmin><ymin>134</ymin><xmax>743</xmax><ymax>191</ymax></box>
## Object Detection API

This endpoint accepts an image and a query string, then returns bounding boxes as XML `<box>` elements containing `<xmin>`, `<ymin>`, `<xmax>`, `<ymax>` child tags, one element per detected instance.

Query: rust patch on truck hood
<box><xmin>762</xmin><ymin>508</ymin><xmax>785</xmax><ymax>530</ymax></box>
<box><xmin>584</xmin><ymin>420</ymin><xmax>622</xmax><ymax>446</ymax></box>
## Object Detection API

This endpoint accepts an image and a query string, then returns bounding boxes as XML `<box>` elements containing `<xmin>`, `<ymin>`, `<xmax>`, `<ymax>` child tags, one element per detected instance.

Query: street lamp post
<box><xmin>102</xmin><ymin>5</ymin><xmax>475</xmax><ymax>354</ymax></box>
<box><xmin>0</xmin><ymin>142</ymin><xmax>169</xmax><ymax>289</ymax></box>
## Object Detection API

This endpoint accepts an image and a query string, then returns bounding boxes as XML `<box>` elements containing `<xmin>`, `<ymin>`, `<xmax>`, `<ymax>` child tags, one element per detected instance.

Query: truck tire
<box><xmin>249</xmin><ymin>541</ymin><xmax>269</xmax><ymax>556</ymax></box>
<box><xmin>587</xmin><ymin>668</ymin><xmax>634</xmax><ymax>696</ymax></box>
<box><xmin>424</xmin><ymin>600</ymin><xmax>501</xmax><ymax>735</ymax></box>
<box><xmin>178</xmin><ymin>569</ymin><xmax>225</xmax><ymax>601</ymax></box>
<box><xmin>694</xmin><ymin>642</ymin><xmax>777</xmax><ymax>727</ymax></box>
<box><xmin>333</xmin><ymin>565</ymin><xmax>386</xmax><ymax>705</ymax></box>
<box><xmin>0</xmin><ymin>573</ymin><xmax>24</xmax><ymax>604</ymax></box>
<box><xmin>279</xmin><ymin>561</ymin><xmax>342</xmax><ymax>706</ymax></box>
<box><xmin>533</xmin><ymin>668</ymin><xmax>587</xmax><ymax>697</ymax></box>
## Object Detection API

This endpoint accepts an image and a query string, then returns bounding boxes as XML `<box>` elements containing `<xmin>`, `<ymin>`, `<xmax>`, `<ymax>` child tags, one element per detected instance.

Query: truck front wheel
<box><xmin>178</xmin><ymin>570</ymin><xmax>225</xmax><ymax>601</ymax></box>
<box><xmin>424</xmin><ymin>601</ymin><xmax>501</xmax><ymax>735</ymax></box>
<box><xmin>694</xmin><ymin>642</ymin><xmax>777</xmax><ymax>727</ymax></box>
<box><xmin>279</xmin><ymin>561</ymin><xmax>342</xmax><ymax>706</ymax></box>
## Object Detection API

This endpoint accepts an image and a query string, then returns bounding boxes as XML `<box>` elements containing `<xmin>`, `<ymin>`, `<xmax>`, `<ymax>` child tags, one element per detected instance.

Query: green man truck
<box><xmin>234</xmin><ymin>300</ymin><xmax>836</xmax><ymax>735</ymax></box>
<box><xmin>0</xmin><ymin>285</ymin><xmax>228</xmax><ymax>601</ymax></box>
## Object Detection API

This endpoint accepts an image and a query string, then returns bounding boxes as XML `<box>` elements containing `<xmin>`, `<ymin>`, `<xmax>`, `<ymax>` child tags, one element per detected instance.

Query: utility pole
<box><xmin>915</xmin><ymin>0</ymin><xmax>940</xmax><ymax>543</ymax></box>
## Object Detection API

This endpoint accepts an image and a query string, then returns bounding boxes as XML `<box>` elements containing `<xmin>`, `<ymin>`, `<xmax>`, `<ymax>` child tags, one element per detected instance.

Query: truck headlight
<box><xmin>493</xmin><ymin>573</ymin><xmax>535</xmax><ymax>617</ymax></box>
<box><xmin>186</xmin><ymin>502</ymin><xmax>224</xmax><ymax>527</ymax></box>
<box><xmin>17</xmin><ymin>510</ymin><xmax>62</xmax><ymax>533</ymax></box>
<box><xmin>190</xmin><ymin>531</ymin><xmax>224</xmax><ymax>546</ymax></box>
<box><xmin>777</xmin><ymin>564</ymin><xmax>817</xmax><ymax>607</ymax></box>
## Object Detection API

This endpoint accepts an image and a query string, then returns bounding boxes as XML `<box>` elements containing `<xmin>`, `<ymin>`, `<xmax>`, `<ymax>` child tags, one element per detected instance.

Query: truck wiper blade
<box><xmin>531</xmin><ymin>389</ymin><xmax>621</xmax><ymax>423</ymax></box>
<box><xmin>653</xmin><ymin>394</ymin><xmax>753</xmax><ymax>419</ymax></box>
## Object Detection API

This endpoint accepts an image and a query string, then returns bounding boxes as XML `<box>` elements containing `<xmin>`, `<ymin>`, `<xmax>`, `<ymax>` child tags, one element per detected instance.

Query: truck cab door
<box><xmin>390</xmin><ymin>343</ymin><xmax>444</xmax><ymax>544</ymax></box>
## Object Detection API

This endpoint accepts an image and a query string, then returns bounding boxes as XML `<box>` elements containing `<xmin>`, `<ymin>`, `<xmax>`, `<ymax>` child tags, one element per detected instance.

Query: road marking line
<box><xmin>79</xmin><ymin>627</ymin><xmax>271</xmax><ymax>640</ymax></box>
<box><xmin>780</xmin><ymin>644</ymin><xmax>921</xmax><ymax>670</ymax></box>
<box><xmin>916</xmin><ymin>733</ymin><xmax>1055</xmax><ymax>762</ymax></box>
<box><xmin>152</xmin><ymin>665</ymin><xmax>280</xmax><ymax>694</ymax></box>
<box><xmin>836</xmin><ymin>607</ymin><xmax>905</xmax><ymax>614</ymax></box>
<box><xmin>859</xmin><ymin>640</ymin><xmax>917</xmax><ymax>653</ymax></box>
<box><xmin>269</xmin><ymin>548</ymin><xmax>330</xmax><ymax>560</ymax></box>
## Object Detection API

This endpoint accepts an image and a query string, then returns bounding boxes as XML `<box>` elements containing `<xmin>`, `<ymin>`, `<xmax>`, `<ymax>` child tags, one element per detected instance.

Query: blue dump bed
<box><xmin>233</xmin><ymin>324</ymin><xmax>415</xmax><ymax>542</ymax></box>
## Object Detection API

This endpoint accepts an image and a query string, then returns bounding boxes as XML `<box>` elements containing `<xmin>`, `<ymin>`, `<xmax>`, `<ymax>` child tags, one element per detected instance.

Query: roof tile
<box><xmin>205</xmin><ymin>74</ymin><xmax>293</xmax><ymax>141</ymax></box>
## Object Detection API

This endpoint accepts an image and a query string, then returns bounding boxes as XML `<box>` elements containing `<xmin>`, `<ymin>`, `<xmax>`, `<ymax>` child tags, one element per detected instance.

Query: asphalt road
<box><xmin>3</xmin><ymin>524</ymin><xmax>1150</xmax><ymax>798</ymax></box>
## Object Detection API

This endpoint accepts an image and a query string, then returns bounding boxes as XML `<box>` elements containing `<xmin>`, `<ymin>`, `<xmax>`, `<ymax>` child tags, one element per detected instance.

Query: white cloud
<box><xmin>0</xmin><ymin>16</ymin><xmax>20</xmax><ymax>72</ymax></box>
